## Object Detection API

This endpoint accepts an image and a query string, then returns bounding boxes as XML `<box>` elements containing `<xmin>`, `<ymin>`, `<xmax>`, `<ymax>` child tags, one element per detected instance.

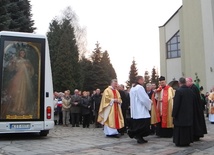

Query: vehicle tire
<box><xmin>39</xmin><ymin>130</ymin><xmax>49</xmax><ymax>136</ymax></box>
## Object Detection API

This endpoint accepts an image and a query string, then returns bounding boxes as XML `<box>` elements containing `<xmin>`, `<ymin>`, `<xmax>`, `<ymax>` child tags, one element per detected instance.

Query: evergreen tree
<box><xmin>61</xmin><ymin>19</ymin><xmax>80</xmax><ymax>90</ymax></box>
<box><xmin>47</xmin><ymin>19</ymin><xmax>61</xmax><ymax>91</ymax></box>
<box><xmin>91</xmin><ymin>42</ymin><xmax>102</xmax><ymax>63</ymax></box>
<box><xmin>47</xmin><ymin>8</ymin><xmax>80</xmax><ymax>92</ymax></box>
<box><xmin>89</xmin><ymin>42</ymin><xmax>117</xmax><ymax>92</ymax></box>
<box><xmin>0</xmin><ymin>0</ymin><xmax>10</xmax><ymax>31</ymax></box>
<box><xmin>4</xmin><ymin>0</ymin><xmax>36</xmax><ymax>32</ymax></box>
<box><xmin>54</xmin><ymin>20</ymin><xmax>79</xmax><ymax>92</ymax></box>
<box><xmin>143</xmin><ymin>70</ymin><xmax>150</xmax><ymax>87</ymax></box>
<box><xmin>79</xmin><ymin>56</ymin><xmax>94</xmax><ymax>91</ymax></box>
<box><xmin>126</xmin><ymin>59</ymin><xmax>138</xmax><ymax>88</ymax></box>
<box><xmin>151</xmin><ymin>67</ymin><xmax>159</xmax><ymax>87</ymax></box>
<box><xmin>90</xmin><ymin>42</ymin><xmax>107</xmax><ymax>91</ymax></box>
<box><xmin>100</xmin><ymin>50</ymin><xmax>117</xmax><ymax>80</ymax></box>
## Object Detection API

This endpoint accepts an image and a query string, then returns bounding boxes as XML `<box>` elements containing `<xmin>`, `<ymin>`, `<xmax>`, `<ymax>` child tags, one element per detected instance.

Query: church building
<box><xmin>159</xmin><ymin>0</ymin><xmax>214</xmax><ymax>91</ymax></box>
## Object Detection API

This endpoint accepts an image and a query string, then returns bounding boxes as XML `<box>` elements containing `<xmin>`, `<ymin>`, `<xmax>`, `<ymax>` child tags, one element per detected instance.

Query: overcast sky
<box><xmin>30</xmin><ymin>0</ymin><xmax>182</xmax><ymax>85</ymax></box>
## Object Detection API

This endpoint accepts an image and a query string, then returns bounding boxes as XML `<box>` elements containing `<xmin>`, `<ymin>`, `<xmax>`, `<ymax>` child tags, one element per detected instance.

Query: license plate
<box><xmin>10</xmin><ymin>124</ymin><xmax>31</xmax><ymax>129</ymax></box>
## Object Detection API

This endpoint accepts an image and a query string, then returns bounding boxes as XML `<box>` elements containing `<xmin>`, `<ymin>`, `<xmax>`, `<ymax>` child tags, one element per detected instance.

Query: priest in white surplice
<box><xmin>128</xmin><ymin>76</ymin><xmax>152</xmax><ymax>144</ymax></box>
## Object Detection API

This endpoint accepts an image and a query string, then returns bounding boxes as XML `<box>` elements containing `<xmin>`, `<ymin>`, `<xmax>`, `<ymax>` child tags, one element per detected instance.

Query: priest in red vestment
<box><xmin>155</xmin><ymin>76</ymin><xmax>174</xmax><ymax>138</ymax></box>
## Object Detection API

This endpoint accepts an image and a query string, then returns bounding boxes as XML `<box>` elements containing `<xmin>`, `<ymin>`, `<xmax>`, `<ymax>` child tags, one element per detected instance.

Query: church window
<box><xmin>166</xmin><ymin>31</ymin><xmax>180</xmax><ymax>59</ymax></box>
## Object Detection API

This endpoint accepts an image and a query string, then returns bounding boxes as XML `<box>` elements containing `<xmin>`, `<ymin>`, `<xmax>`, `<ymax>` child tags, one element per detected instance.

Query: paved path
<box><xmin>0</xmin><ymin>117</ymin><xmax>213</xmax><ymax>155</ymax></box>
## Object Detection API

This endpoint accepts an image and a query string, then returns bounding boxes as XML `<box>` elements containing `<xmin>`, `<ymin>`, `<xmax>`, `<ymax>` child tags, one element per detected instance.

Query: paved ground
<box><xmin>0</xmin><ymin>117</ymin><xmax>213</xmax><ymax>155</ymax></box>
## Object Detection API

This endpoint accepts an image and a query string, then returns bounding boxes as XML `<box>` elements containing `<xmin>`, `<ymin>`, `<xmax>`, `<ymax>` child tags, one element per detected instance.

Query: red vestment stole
<box><xmin>112</xmin><ymin>89</ymin><xmax>120</xmax><ymax>129</ymax></box>
<box><xmin>161</xmin><ymin>85</ymin><xmax>170</xmax><ymax>128</ymax></box>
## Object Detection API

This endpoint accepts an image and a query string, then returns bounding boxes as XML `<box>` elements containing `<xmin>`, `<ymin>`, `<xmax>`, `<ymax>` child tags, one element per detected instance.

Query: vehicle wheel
<box><xmin>39</xmin><ymin>130</ymin><xmax>49</xmax><ymax>136</ymax></box>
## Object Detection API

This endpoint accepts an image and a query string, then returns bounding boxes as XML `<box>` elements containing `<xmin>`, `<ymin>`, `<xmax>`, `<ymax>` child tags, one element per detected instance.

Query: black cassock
<box><xmin>172</xmin><ymin>85</ymin><xmax>194</xmax><ymax>146</ymax></box>
<box><xmin>190</xmin><ymin>84</ymin><xmax>207</xmax><ymax>140</ymax></box>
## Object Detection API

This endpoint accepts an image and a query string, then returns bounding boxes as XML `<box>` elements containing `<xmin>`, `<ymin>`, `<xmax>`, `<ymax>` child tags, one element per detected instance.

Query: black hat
<box><xmin>159</xmin><ymin>76</ymin><xmax>165</xmax><ymax>81</ymax></box>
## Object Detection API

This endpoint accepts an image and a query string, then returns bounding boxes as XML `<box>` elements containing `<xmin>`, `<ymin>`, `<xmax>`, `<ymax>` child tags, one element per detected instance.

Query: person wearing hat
<box><xmin>155</xmin><ymin>76</ymin><xmax>174</xmax><ymax>138</ymax></box>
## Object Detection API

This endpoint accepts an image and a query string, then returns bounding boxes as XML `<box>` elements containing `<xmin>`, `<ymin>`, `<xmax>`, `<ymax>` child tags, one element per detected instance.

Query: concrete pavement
<box><xmin>0</xmin><ymin>117</ymin><xmax>213</xmax><ymax>155</ymax></box>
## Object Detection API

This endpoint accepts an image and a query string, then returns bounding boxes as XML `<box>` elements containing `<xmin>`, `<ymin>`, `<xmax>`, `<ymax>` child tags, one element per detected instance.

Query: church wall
<box><xmin>182</xmin><ymin>0</ymin><xmax>206</xmax><ymax>89</ymax></box>
<box><xmin>200</xmin><ymin>0</ymin><xmax>214</xmax><ymax>91</ymax></box>
<box><xmin>166</xmin><ymin>58</ymin><xmax>182</xmax><ymax>82</ymax></box>
<box><xmin>159</xmin><ymin>27</ymin><xmax>167</xmax><ymax>80</ymax></box>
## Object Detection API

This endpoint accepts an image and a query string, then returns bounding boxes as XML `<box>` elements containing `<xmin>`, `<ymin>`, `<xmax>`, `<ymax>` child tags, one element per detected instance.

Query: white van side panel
<box><xmin>0</xmin><ymin>31</ymin><xmax>54</xmax><ymax>133</ymax></box>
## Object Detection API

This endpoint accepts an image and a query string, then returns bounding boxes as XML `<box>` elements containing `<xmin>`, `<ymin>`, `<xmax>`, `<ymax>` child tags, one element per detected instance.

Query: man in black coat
<box><xmin>92</xmin><ymin>89</ymin><xmax>102</xmax><ymax>128</ymax></box>
<box><xmin>117</xmin><ymin>84</ymin><xmax>129</xmax><ymax>135</ymax></box>
<box><xmin>186</xmin><ymin>77</ymin><xmax>207</xmax><ymax>141</ymax></box>
<box><xmin>146</xmin><ymin>83</ymin><xmax>156</xmax><ymax>135</ymax></box>
<box><xmin>172</xmin><ymin>77</ymin><xmax>194</xmax><ymax>146</ymax></box>
<box><xmin>80</xmin><ymin>91</ymin><xmax>92</xmax><ymax>128</ymax></box>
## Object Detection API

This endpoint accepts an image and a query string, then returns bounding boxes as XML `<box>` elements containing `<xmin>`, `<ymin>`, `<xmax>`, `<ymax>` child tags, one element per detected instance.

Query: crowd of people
<box><xmin>53</xmin><ymin>76</ymin><xmax>214</xmax><ymax>147</ymax></box>
<box><xmin>54</xmin><ymin>89</ymin><xmax>101</xmax><ymax>128</ymax></box>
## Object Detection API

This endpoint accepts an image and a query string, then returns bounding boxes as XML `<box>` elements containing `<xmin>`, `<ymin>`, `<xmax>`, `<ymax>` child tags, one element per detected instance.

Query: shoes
<box><xmin>193</xmin><ymin>137</ymin><xmax>200</xmax><ymax>141</ymax></box>
<box><xmin>82</xmin><ymin>124</ymin><xmax>90</xmax><ymax>128</ymax></box>
<box><xmin>72</xmin><ymin>125</ymin><xmax>75</xmax><ymax>127</ymax></box>
<box><xmin>115</xmin><ymin>134</ymin><xmax>120</xmax><ymax>138</ymax></box>
<box><xmin>150</xmin><ymin>132</ymin><xmax>155</xmax><ymax>135</ymax></box>
<box><xmin>127</xmin><ymin>130</ymin><xmax>134</xmax><ymax>138</ymax></box>
<box><xmin>134</xmin><ymin>137</ymin><xmax>148</xmax><ymax>144</ymax></box>
<box><xmin>76</xmin><ymin>125</ymin><xmax>80</xmax><ymax>127</ymax></box>
<box><xmin>106</xmin><ymin>134</ymin><xmax>120</xmax><ymax>138</ymax></box>
<box><xmin>142</xmin><ymin>138</ymin><xmax>148</xmax><ymax>143</ymax></box>
<box><xmin>137</xmin><ymin>138</ymin><xmax>148</xmax><ymax>144</ymax></box>
<box><xmin>176</xmin><ymin>144</ymin><xmax>190</xmax><ymax>147</ymax></box>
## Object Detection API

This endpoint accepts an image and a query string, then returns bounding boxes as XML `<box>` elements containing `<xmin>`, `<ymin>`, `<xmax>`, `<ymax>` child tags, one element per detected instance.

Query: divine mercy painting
<box><xmin>1</xmin><ymin>41</ymin><xmax>41</xmax><ymax>119</ymax></box>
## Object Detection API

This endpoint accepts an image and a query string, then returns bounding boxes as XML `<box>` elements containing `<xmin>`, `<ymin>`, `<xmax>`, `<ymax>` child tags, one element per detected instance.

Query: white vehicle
<box><xmin>0</xmin><ymin>31</ymin><xmax>54</xmax><ymax>136</ymax></box>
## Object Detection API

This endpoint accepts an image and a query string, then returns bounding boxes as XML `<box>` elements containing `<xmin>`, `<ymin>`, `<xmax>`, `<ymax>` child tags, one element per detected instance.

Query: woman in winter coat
<box><xmin>81</xmin><ymin>91</ymin><xmax>92</xmax><ymax>128</ymax></box>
